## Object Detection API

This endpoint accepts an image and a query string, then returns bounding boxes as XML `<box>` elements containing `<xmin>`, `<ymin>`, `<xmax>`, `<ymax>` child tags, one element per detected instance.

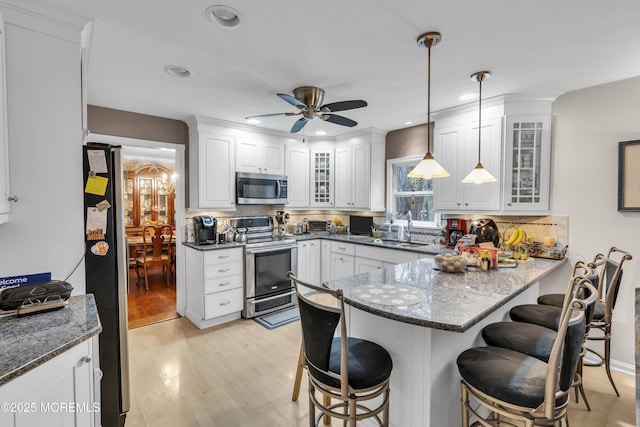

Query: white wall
<box><xmin>551</xmin><ymin>76</ymin><xmax>640</xmax><ymax>368</ymax></box>
<box><xmin>0</xmin><ymin>6</ymin><xmax>86</xmax><ymax>293</ymax></box>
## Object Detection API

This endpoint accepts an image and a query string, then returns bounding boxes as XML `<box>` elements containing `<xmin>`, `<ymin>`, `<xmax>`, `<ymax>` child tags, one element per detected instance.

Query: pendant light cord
<box><xmin>427</xmin><ymin>43</ymin><xmax>432</xmax><ymax>155</ymax></box>
<box><xmin>477</xmin><ymin>76</ymin><xmax>482</xmax><ymax>163</ymax></box>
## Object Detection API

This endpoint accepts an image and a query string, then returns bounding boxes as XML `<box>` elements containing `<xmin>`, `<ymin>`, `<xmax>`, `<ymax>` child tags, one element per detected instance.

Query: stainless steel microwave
<box><xmin>236</xmin><ymin>172</ymin><xmax>288</xmax><ymax>205</ymax></box>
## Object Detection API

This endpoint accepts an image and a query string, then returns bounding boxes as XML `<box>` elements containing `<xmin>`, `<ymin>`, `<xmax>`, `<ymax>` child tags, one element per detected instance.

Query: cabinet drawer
<box><xmin>204</xmin><ymin>287</ymin><xmax>244</xmax><ymax>319</ymax></box>
<box><xmin>204</xmin><ymin>248</ymin><xmax>243</xmax><ymax>266</ymax></box>
<box><xmin>204</xmin><ymin>261</ymin><xmax>243</xmax><ymax>280</ymax></box>
<box><xmin>204</xmin><ymin>274</ymin><xmax>243</xmax><ymax>294</ymax></box>
<box><xmin>330</xmin><ymin>241</ymin><xmax>355</xmax><ymax>256</ymax></box>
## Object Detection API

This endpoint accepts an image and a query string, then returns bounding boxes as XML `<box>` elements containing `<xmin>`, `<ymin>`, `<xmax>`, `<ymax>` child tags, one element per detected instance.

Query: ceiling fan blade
<box><xmin>320</xmin><ymin>100</ymin><xmax>367</xmax><ymax>112</ymax></box>
<box><xmin>321</xmin><ymin>114</ymin><xmax>357</xmax><ymax>127</ymax></box>
<box><xmin>291</xmin><ymin>118</ymin><xmax>309</xmax><ymax>133</ymax></box>
<box><xmin>277</xmin><ymin>93</ymin><xmax>307</xmax><ymax>109</ymax></box>
<box><xmin>245</xmin><ymin>112</ymin><xmax>301</xmax><ymax>120</ymax></box>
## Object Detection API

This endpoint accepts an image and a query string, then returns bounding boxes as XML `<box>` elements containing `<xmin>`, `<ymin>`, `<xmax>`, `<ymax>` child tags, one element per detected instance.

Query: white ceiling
<box><xmin>21</xmin><ymin>0</ymin><xmax>640</xmax><ymax>137</ymax></box>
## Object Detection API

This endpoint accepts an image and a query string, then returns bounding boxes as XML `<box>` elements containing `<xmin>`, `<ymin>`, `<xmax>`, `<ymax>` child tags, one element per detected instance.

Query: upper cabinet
<box><xmin>335</xmin><ymin>130</ymin><xmax>386</xmax><ymax>211</ymax></box>
<box><xmin>0</xmin><ymin>17</ymin><xmax>9</xmax><ymax>224</ymax></box>
<box><xmin>310</xmin><ymin>147</ymin><xmax>334</xmax><ymax>208</ymax></box>
<box><xmin>236</xmin><ymin>137</ymin><xmax>284</xmax><ymax>175</ymax></box>
<box><xmin>433</xmin><ymin>112</ymin><xmax>503</xmax><ymax>212</ymax></box>
<box><xmin>187</xmin><ymin>117</ymin><xmax>236</xmax><ymax>210</ymax></box>
<box><xmin>503</xmin><ymin>114</ymin><xmax>551</xmax><ymax>213</ymax></box>
<box><xmin>432</xmin><ymin>97</ymin><xmax>553</xmax><ymax>215</ymax></box>
<box><xmin>284</xmin><ymin>144</ymin><xmax>310</xmax><ymax>208</ymax></box>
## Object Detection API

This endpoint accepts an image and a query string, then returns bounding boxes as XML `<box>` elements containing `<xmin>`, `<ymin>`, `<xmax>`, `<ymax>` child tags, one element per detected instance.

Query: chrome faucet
<box><xmin>406</xmin><ymin>211</ymin><xmax>412</xmax><ymax>243</ymax></box>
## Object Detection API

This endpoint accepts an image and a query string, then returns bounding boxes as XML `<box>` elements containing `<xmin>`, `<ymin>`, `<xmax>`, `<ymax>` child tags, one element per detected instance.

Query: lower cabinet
<box><xmin>186</xmin><ymin>247</ymin><xmax>244</xmax><ymax>329</ymax></box>
<box><xmin>297</xmin><ymin>240</ymin><xmax>321</xmax><ymax>291</ymax></box>
<box><xmin>354</xmin><ymin>245</ymin><xmax>432</xmax><ymax>275</ymax></box>
<box><xmin>329</xmin><ymin>242</ymin><xmax>355</xmax><ymax>280</ymax></box>
<box><xmin>0</xmin><ymin>337</ymin><xmax>100</xmax><ymax>427</ymax></box>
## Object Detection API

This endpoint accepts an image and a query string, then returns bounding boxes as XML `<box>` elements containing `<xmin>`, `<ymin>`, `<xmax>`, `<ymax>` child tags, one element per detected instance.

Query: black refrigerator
<box><xmin>82</xmin><ymin>143</ymin><xmax>130</xmax><ymax>427</ymax></box>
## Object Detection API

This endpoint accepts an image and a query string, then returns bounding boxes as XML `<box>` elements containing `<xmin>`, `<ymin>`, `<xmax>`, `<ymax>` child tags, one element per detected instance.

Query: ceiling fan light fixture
<box><xmin>164</xmin><ymin>65</ymin><xmax>191</xmax><ymax>78</ymax></box>
<box><xmin>206</xmin><ymin>5</ymin><xmax>241</xmax><ymax>28</ymax></box>
<box><xmin>315</xmin><ymin>130</ymin><xmax>327</xmax><ymax>136</ymax></box>
<box><xmin>463</xmin><ymin>71</ymin><xmax>496</xmax><ymax>185</ymax></box>
<box><xmin>458</xmin><ymin>93</ymin><xmax>477</xmax><ymax>101</ymax></box>
<box><xmin>408</xmin><ymin>31</ymin><xmax>450</xmax><ymax>180</ymax></box>
<box><xmin>246</xmin><ymin>118</ymin><xmax>260</xmax><ymax>124</ymax></box>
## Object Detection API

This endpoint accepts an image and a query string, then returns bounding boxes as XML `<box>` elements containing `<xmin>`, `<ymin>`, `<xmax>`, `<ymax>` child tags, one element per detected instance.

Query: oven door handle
<box><xmin>245</xmin><ymin>244</ymin><xmax>298</xmax><ymax>254</ymax></box>
<box><xmin>247</xmin><ymin>290</ymin><xmax>296</xmax><ymax>304</ymax></box>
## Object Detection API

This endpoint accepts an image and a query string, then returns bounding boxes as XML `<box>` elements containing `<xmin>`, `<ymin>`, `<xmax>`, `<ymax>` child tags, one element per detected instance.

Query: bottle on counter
<box><xmin>302</xmin><ymin>218</ymin><xmax>308</xmax><ymax>234</ymax></box>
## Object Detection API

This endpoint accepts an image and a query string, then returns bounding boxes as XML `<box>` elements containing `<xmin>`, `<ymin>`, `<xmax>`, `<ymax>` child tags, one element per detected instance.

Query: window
<box><xmin>386</xmin><ymin>156</ymin><xmax>440</xmax><ymax>228</ymax></box>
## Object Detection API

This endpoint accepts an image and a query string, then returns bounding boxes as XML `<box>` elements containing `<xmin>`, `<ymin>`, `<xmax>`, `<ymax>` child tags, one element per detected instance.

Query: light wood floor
<box><xmin>125</xmin><ymin>316</ymin><xmax>636</xmax><ymax>427</ymax></box>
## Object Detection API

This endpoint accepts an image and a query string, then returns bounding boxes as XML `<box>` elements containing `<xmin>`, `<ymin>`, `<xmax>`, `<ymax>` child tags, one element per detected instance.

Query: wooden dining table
<box><xmin>126</xmin><ymin>234</ymin><xmax>176</xmax><ymax>268</ymax></box>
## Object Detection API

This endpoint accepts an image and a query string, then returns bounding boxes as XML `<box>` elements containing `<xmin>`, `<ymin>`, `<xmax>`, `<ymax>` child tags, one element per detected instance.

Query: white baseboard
<box><xmin>583</xmin><ymin>353</ymin><xmax>635</xmax><ymax>376</ymax></box>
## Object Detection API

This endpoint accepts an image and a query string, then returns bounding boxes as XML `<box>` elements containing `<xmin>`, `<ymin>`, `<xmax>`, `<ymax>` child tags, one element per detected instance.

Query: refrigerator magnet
<box><xmin>90</xmin><ymin>241</ymin><xmax>109</xmax><ymax>256</ymax></box>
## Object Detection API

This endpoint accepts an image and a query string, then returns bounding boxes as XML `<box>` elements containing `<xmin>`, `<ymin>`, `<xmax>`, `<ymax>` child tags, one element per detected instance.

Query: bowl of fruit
<box><xmin>434</xmin><ymin>254</ymin><xmax>467</xmax><ymax>273</ymax></box>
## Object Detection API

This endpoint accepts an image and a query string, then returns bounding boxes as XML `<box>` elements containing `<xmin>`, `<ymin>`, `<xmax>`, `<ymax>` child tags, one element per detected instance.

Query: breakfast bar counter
<box><xmin>323</xmin><ymin>256</ymin><xmax>566</xmax><ymax>427</ymax></box>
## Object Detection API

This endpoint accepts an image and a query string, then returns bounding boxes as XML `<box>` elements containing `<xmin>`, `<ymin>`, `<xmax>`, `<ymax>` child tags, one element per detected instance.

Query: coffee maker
<box><xmin>192</xmin><ymin>216</ymin><xmax>217</xmax><ymax>245</ymax></box>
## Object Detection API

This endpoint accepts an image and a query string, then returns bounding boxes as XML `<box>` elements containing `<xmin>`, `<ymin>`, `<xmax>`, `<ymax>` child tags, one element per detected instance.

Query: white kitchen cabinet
<box><xmin>284</xmin><ymin>144</ymin><xmax>309</xmax><ymax>208</ymax></box>
<box><xmin>0</xmin><ymin>17</ymin><xmax>9</xmax><ymax>224</ymax></box>
<box><xmin>297</xmin><ymin>239</ymin><xmax>321</xmax><ymax>291</ymax></box>
<box><xmin>310</xmin><ymin>148</ymin><xmax>334</xmax><ymax>208</ymax></box>
<box><xmin>329</xmin><ymin>241</ymin><xmax>355</xmax><ymax>280</ymax></box>
<box><xmin>432</xmin><ymin>115</ymin><xmax>502</xmax><ymax>212</ymax></box>
<box><xmin>321</xmin><ymin>240</ymin><xmax>331</xmax><ymax>283</ymax></box>
<box><xmin>355</xmin><ymin>257</ymin><xmax>385</xmax><ymax>273</ymax></box>
<box><xmin>187</xmin><ymin>118</ymin><xmax>236</xmax><ymax>210</ymax></box>
<box><xmin>236</xmin><ymin>137</ymin><xmax>285</xmax><ymax>175</ymax></box>
<box><xmin>0</xmin><ymin>337</ymin><xmax>99</xmax><ymax>427</ymax></box>
<box><xmin>334</xmin><ymin>130</ymin><xmax>386</xmax><ymax>210</ymax></box>
<box><xmin>185</xmin><ymin>247</ymin><xmax>244</xmax><ymax>329</ymax></box>
<box><xmin>503</xmin><ymin>114</ymin><xmax>552</xmax><ymax>213</ymax></box>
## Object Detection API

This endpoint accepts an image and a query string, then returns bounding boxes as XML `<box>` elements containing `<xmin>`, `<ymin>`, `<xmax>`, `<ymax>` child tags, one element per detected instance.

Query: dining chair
<box><xmin>135</xmin><ymin>224</ymin><xmax>174</xmax><ymax>290</ymax></box>
<box><xmin>287</xmin><ymin>272</ymin><xmax>392</xmax><ymax>427</ymax></box>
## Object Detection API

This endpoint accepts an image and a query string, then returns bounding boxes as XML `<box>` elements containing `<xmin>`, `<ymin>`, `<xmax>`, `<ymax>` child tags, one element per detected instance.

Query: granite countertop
<box><xmin>183</xmin><ymin>241</ymin><xmax>245</xmax><ymax>251</ymax></box>
<box><xmin>0</xmin><ymin>294</ymin><xmax>102</xmax><ymax>386</ymax></box>
<box><xmin>323</xmin><ymin>256</ymin><xmax>567</xmax><ymax>333</ymax></box>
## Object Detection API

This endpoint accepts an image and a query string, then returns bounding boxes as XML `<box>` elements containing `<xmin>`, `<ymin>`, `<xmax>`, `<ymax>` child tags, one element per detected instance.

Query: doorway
<box><xmin>122</xmin><ymin>146</ymin><xmax>179</xmax><ymax>328</ymax></box>
<box><xmin>87</xmin><ymin>133</ymin><xmax>186</xmax><ymax>329</ymax></box>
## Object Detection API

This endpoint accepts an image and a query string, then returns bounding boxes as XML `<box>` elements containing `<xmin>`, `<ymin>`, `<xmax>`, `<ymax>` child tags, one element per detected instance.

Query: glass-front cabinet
<box><xmin>310</xmin><ymin>149</ymin><xmax>334</xmax><ymax>208</ymax></box>
<box><xmin>503</xmin><ymin>114</ymin><xmax>551</xmax><ymax>213</ymax></box>
<box><xmin>123</xmin><ymin>164</ymin><xmax>175</xmax><ymax>232</ymax></box>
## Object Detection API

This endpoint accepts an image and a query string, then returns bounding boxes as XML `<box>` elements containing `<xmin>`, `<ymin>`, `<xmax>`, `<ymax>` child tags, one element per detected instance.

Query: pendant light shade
<box><xmin>462</xmin><ymin>71</ymin><xmax>496</xmax><ymax>184</ymax></box>
<box><xmin>408</xmin><ymin>32</ymin><xmax>449</xmax><ymax>180</ymax></box>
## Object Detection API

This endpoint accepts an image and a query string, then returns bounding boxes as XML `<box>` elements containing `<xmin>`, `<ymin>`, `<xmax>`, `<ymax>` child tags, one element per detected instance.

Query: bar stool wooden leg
<box><xmin>292</xmin><ymin>346</ymin><xmax>305</xmax><ymax>401</ymax></box>
<box><xmin>292</xmin><ymin>344</ymin><xmax>331</xmax><ymax>425</ymax></box>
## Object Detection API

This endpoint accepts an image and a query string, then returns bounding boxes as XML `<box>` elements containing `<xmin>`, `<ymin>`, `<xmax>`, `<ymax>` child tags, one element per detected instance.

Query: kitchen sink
<box><xmin>376</xmin><ymin>240</ymin><xmax>427</xmax><ymax>249</ymax></box>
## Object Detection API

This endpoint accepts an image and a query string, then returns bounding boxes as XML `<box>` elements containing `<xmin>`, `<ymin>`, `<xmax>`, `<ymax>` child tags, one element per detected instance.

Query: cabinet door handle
<box><xmin>507</xmin><ymin>202</ymin><xmax>512</xmax><ymax>206</ymax></box>
<box><xmin>220</xmin><ymin>300</ymin><xmax>231</xmax><ymax>306</ymax></box>
<box><xmin>81</xmin><ymin>355</ymin><xmax>92</xmax><ymax>363</ymax></box>
<box><xmin>338</xmin><ymin>247</ymin><xmax>346</xmax><ymax>251</ymax></box>
<box><xmin>219</xmin><ymin>282</ymin><xmax>231</xmax><ymax>287</ymax></box>
<box><xmin>218</xmin><ymin>267</ymin><xmax>230</xmax><ymax>272</ymax></box>
<box><xmin>218</xmin><ymin>254</ymin><xmax>230</xmax><ymax>258</ymax></box>
<box><xmin>7</xmin><ymin>196</ymin><xmax>18</xmax><ymax>202</ymax></box>
<box><xmin>457</xmin><ymin>202</ymin><xmax>461</xmax><ymax>206</ymax></box>
<box><xmin>464</xmin><ymin>202</ymin><xmax>469</xmax><ymax>206</ymax></box>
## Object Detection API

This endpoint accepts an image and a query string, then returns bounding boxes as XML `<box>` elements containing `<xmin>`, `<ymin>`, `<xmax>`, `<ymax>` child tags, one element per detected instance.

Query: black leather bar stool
<box><xmin>536</xmin><ymin>247</ymin><xmax>632</xmax><ymax>397</ymax></box>
<box><xmin>457</xmin><ymin>276</ymin><xmax>596</xmax><ymax>427</ymax></box>
<box><xmin>481</xmin><ymin>261</ymin><xmax>598</xmax><ymax>410</ymax></box>
<box><xmin>287</xmin><ymin>272</ymin><xmax>393</xmax><ymax>427</ymax></box>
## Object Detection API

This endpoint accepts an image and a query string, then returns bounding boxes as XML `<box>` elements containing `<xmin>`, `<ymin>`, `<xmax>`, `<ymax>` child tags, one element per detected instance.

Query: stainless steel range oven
<box><xmin>230</xmin><ymin>216</ymin><xmax>298</xmax><ymax>318</ymax></box>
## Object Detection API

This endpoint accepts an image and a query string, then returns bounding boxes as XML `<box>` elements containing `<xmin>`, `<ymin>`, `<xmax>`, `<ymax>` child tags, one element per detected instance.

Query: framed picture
<box><xmin>618</xmin><ymin>140</ymin><xmax>640</xmax><ymax>211</ymax></box>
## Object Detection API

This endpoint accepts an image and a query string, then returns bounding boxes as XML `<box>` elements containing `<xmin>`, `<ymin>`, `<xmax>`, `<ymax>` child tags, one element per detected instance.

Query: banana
<box><xmin>503</xmin><ymin>227</ymin><xmax>519</xmax><ymax>247</ymax></box>
<box><xmin>513</xmin><ymin>226</ymin><xmax>525</xmax><ymax>245</ymax></box>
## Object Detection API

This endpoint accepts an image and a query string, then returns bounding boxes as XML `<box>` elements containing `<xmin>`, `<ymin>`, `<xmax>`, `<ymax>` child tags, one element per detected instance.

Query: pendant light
<box><xmin>407</xmin><ymin>32</ymin><xmax>450</xmax><ymax>179</ymax></box>
<box><xmin>462</xmin><ymin>71</ymin><xmax>497</xmax><ymax>184</ymax></box>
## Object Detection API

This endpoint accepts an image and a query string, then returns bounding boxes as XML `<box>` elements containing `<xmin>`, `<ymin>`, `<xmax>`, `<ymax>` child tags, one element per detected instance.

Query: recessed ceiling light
<box><xmin>206</xmin><ymin>5</ymin><xmax>241</xmax><ymax>28</ymax></box>
<box><xmin>459</xmin><ymin>93</ymin><xmax>477</xmax><ymax>101</ymax></box>
<box><xmin>246</xmin><ymin>118</ymin><xmax>260</xmax><ymax>124</ymax></box>
<box><xmin>164</xmin><ymin>65</ymin><xmax>191</xmax><ymax>78</ymax></box>
<box><xmin>404</xmin><ymin>121</ymin><xmax>414</xmax><ymax>125</ymax></box>
<box><xmin>315</xmin><ymin>130</ymin><xmax>328</xmax><ymax>136</ymax></box>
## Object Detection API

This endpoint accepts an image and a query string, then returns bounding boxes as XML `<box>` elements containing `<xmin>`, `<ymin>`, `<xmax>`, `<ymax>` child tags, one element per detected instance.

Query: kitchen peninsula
<box><xmin>323</xmin><ymin>256</ymin><xmax>566</xmax><ymax>427</ymax></box>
